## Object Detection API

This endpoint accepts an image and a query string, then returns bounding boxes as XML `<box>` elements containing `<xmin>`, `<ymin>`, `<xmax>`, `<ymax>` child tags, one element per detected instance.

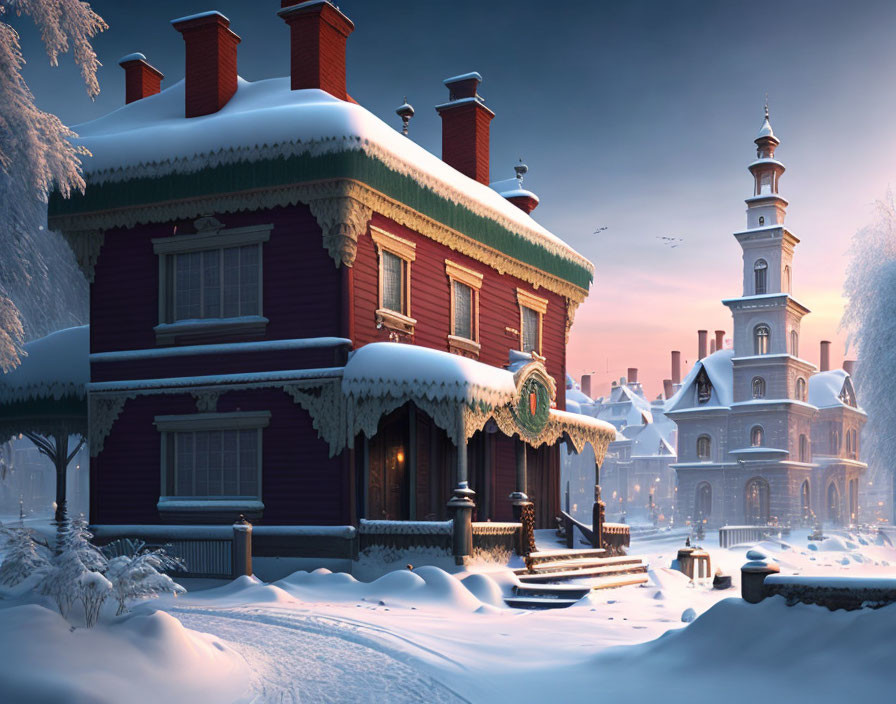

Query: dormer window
<box><xmin>754</xmin><ymin>324</ymin><xmax>770</xmax><ymax>355</ymax></box>
<box><xmin>754</xmin><ymin>259</ymin><xmax>768</xmax><ymax>295</ymax></box>
<box><xmin>696</xmin><ymin>368</ymin><xmax>712</xmax><ymax>404</ymax></box>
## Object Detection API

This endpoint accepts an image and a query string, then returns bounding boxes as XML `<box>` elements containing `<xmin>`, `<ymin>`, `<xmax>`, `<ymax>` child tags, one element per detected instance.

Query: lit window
<box><xmin>152</xmin><ymin>223</ymin><xmax>271</xmax><ymax>344</ymax></box>
<box><xmin>517</xmin><ymin>289</ymin><xmax>548</xmax><ymax>356</ymax></box>
<box><xmin>446</xmin><ymin>260</ymin><xmax>483</xmax><ymax>357</ymax></box>
<box><xmin>754</xmin><ymin>325</ymin><xmax>770</xmax><ymax>355</ymax></box>
<box><xmin>371</xmin><ymin>226</ymin><xmax>417</xmax><ymax>334</ymax></box>
<box><xmin>754</xmin><ymin>259</ymin><xmax>768</xmax><ymax>295</ymax></box>
<box><xmin>697</xmin><ymin>435</ymin><xmax>711</xmax><ymax>460</ymax></box>
<box><xmin>750</xmin><ymin>426</ymin><xmax>764</xmax><ymax>447</ymax></box>
<box><xmin>752</xmin><ymin>377</ymin><xmax>766</xmax><ymax>399</ymax></box>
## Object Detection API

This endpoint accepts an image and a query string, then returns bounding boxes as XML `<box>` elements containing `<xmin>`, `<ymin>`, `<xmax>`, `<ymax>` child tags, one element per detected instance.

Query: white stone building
<box><xmin>665</xmin><ymin>109</ymin><xmax>867</xmax><ymax>528</ymax></box>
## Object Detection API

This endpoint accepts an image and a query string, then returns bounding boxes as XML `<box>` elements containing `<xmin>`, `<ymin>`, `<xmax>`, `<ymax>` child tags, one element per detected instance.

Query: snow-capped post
<box><xmin>171</xmin><ymin>11</ymin><xmax>241</xmax><ymax>118</ymax></box>
<box><xmin>436</xmin><ymin>72</ymin><xmax>495</xmax><ymax>185</ymax></box>
<box><xmin>741</xmin><ymin>558</ymin><xmax>780</xmax><ymax>604</ymax></box>
<box><xmin>118</xmin><ymin>53</ymin><xmax>163</xmax><ymax>104</ymax></box>
<box><xmin>278</xmin><ymin>0</ymin><xmax>354</xmax><ymax>101</ymax></box>
<box><xmin>232</xmin><ymin>515</ymin><xmax>253</xmax><ymax>578</ymax></box>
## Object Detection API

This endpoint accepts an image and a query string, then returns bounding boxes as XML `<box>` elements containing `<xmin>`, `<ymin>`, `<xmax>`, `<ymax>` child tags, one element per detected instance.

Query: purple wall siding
<box><xmin>93</xmin><ymin>388</ymin><xmax>347</xmax><ymax>525</ymax></box>
<box><xmin>91</xmin><ymin>205</ymin><xmax>341</xmax><ymax>357</ymax></box>
<box><xmin>91</xmin><ymin>345</ymin><xmax>348</xmax><ymax>383</ymax></box>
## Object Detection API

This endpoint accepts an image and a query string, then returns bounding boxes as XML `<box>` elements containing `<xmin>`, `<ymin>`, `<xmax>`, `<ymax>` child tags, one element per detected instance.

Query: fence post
<box><xmin>741</xmin><ymin>559</ymin><xmax>779</xmax><ymax>604</ymax></box>
<box><xmin>232</xmin><ymin>515</ymin><xmax>253</xmax><ymax>578</ymax></box>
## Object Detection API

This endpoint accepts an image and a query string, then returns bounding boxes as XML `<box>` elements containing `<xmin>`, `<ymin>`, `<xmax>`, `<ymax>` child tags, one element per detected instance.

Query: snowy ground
<box><xmin>3</xmin><ymin>526</ymin><xmax>896</xmax><ymax>703</ymax></box>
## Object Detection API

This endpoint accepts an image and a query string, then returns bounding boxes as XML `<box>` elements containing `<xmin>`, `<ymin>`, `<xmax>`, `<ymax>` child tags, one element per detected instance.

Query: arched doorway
<box><xmin>745</xmin><ymin>477</ymin><xmax>770</xmax><ymax>524</ymax></box>
<box><xmin>695</xmin><ymin>482</ymin><xmax>712</xmax><ymax>522</ymax></box>
<box><xmin>827</xmin><ymin>482</ymin><xmax>841</xmax><ymax>524</ymax></box>
<box><xmin>800</xmin><ymin>480</ymin><xmax>810</xmax><ymax>523</ymax></box>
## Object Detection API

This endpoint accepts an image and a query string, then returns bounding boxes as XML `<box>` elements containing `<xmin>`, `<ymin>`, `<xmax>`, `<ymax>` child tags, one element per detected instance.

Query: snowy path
<box><xmin>170</xmin><ymin>605</ymin><xmax>468</xmax><ymax>704</ymax></box>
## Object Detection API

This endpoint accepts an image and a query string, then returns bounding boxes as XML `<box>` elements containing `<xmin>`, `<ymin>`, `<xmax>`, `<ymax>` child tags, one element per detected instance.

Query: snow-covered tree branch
<box><xmin>0</xmin><ymin>1</ymin><xmax>104</xmax><ymax>366</ymax></box>
<box><xmin>842</xmin><ymin>193</ymin><xmax>896</xmax><ymax>516</ymax></box>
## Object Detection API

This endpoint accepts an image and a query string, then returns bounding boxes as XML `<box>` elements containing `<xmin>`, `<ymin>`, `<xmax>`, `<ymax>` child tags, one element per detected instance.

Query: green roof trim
<box><xmin>48</xmin><ymin>150</ymin><xmax>593</xmax><ymax>290</ymax></box>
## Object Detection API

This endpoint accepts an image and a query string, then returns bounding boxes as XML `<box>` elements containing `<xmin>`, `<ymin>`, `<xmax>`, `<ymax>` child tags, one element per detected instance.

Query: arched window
<box><xmin>758</xmin><ymin>216</ymin><xmax>765</xmax><ymax>226</ymax></box>
<box><xmin>790</xmin><ymin>330</ymin><xmax>799</xmax><ymax>357</ymax></box>
<box><xmin>696</xmin><ymin>435</ymin><xmax>712</xmax><ymax>460</ymax></box>
<box><xmin>754</xmin><ymin>259</ymin><xmax>768</xmax><ymax>295</ymax></box>
<box><xmin>696</xmin><ymin>368</ymin><xmax>712</xmax><ymax>404</ymax></box>
<box><xmin>750</xmin><ymin>425</ymin><xmax>764</xmax><ymax>447</ymax></box>
<box><xmin>827</xmin><ymin>482</ymin><xmax>841</xmax><ymax>523</ymax></box>
<box><xmin>831</xmin><ymin>430</ymin><xmax>841</xmax><ymax>454</ymax></box>
<box><xmin>800</xmin><ymin>480</ymin><xmax>811</xmax><ymax>521</ymax></box>
<box><xmin>795</xmin><ymin>377</ymin><xmax>807</xmax><ymax>402</ymax></box>
<box><xmin>799</xmin><ymin>434</ymin><xmax>809</xmax><ymax>462</ymax></box>
<box><xmin>745</xmin><ymin>477</ymin><xmax>770</xmax><ymax>524</ymax></box>
<box><xmin>754</xmin><ymin>325</ymin><xmax>770</xmax><ymax>355</ymax></box>
<box><xmin>752</xmin><ymin>377</ymin><xmax>766</xmax><ymax>399</ymax></box>
<box><xmin>784</xmin><ymin>265</ymin><xmax>792</xmax><ymax>293</ymax></box>
<box><xmin>695</xmin><ymin>482</ymin><xmax>712</xmax><ymax>521</ymax></box>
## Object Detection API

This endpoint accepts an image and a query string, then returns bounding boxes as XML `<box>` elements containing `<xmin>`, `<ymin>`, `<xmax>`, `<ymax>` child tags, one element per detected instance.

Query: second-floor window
<box><xmin>750</xmin><ymin>425</ymin><xmax>764</xmax><ymax>447</ymax></box>
<box><xmin>152</xmin><ymin>223</ymin><xmax>272</xmax><ymax>344</ymax></box>
<box><xmin>517</xmin><ymin>289</ymin><xmax>548</xmax><ymax>356</ymax></box>
<box><xmin>752</xmin><ymin>376</ymin><xmax>766</xmax><ymax>399</ymax></box>
<box><xmin>696</xmin><ymin>435</ymin><xmax>711</xmax><ymax>460</ymax></box>
<box><xmin>371</xmin><ymin>226</ymin><xmax>417</xmax><ymax>335</ymax></box>
<box><xmin>754</xmin><ymin>324</ymin><xmax>770</xmax><ymax>355</ymax></box>
<box><xmin>445</xmin><ymin>260</ymin><xmax>483</xmax><ymax>357</ymax></box>
<box><xmin>754</xmin><ymin>259</ymin><xmax>768</xmax><ymax>295</ymax></box>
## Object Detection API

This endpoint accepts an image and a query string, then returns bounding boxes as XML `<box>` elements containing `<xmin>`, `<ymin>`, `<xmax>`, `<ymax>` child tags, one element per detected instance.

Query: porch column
<box><xmin>447</xmin><ymin>405</ymin><xmax>474</xmax><ymax>564</ymax></box>
<box><xmin>592</xmin><ymin>458</ymin><xmax>605</xmax><ymax>550</ymax></box>
<box><xmin>510</xmin><ymin>438</ymin><xmax>535</xmax><ymax>556</ymax></box>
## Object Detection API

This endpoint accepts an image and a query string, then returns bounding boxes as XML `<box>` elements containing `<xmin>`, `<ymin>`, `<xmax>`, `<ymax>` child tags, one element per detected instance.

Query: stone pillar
<box><xmin>232</xmin><ymin>516</ymin><xmax>253</xmax><ymax>578</ymax></box>
<box><xmin>741</xmin><ymin>559</ymin><xmax>779</xmax><ymax>604</ymax></box>
<box><xmin>510</xmin><ymin>439</ymin><xmax>534</xmax><ymax>556</ymax></box>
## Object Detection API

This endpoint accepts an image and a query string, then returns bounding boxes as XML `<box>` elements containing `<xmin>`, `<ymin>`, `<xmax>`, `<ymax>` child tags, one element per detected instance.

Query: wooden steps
<box><xmin>503</xmin><ymin>547</ymin><xmax>649</xmax><ymax>609</ymax></box>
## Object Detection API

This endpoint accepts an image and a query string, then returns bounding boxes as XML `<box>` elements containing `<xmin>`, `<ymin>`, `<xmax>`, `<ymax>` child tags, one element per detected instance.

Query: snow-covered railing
<box><xmin>472</xmin><ymin>522</ymin><xmax>520</xmax><ymax>556</ymax></box>
<box><xmin>762</xmin><ymin>575</ymin><xmax>896</xmax><ymax>611</ymax></box>
<box><xmin>719</xmin><ymin>525</ymin><xmax>770</xmax><ymax>548</ymax></box>
<box><xmin>358</xmin><ymin>519</ymin><xmax>453</xmax><ymax>553</ymax></box>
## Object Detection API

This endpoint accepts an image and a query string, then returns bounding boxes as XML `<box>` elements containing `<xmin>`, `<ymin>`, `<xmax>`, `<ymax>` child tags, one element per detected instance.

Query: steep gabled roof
<box><xmin>665</xmin><ymin>349</ymin><xmax>735</xmax><ymax>412</ymax></box>
<box><xmin>808</xmin><ymin>369</ymin><xmax>863</xmax><ymax>412</ymax></box>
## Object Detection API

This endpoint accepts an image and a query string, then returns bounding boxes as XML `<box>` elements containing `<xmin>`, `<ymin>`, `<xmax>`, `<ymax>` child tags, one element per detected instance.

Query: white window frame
<box><xmin>371</xmin><ymin>226</ymin><xmax>417</xmax><ymax>335</ymax></box>
<box><xmin>517</xmin><ymin>288</ymin><xmax>548</xmax><ymax>356</ymax></box>
<box><xmin>445</xmin><ymin>259</ymin><xmax>483</xmax><ymax>357</ymax></box>
<box><xmin>754</xmin><ymin>324</ymin><xmax>770</xmax><ymax>355</ymax></box>
<box><xmin>155</xmin><ymin>411</ymin><xmax>270</xmax><ymax>514</ymax></box>
<box><xmin>152</xmin><ymin>224</ymin><xmax>272</xmax><ymax>345</ymax></box>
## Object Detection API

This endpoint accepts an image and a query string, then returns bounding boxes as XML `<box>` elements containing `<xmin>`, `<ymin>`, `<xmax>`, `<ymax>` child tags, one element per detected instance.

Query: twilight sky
<box><xmin>13</xmin><ymin>1</ymin><xmax>896</xmax><ymax>398</ymax></box>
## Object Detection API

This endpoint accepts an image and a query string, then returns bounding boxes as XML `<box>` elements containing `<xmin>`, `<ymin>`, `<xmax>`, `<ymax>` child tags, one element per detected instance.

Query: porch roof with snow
<box><xmin>0</xmin><ymin>326</ymin><xmax>88</xmax><ymax>440</ymax></box>
<box><xmin>47</xmin><ymin>79</ymin><xmax>593</xmax><ymax>291</ymax></box>
<box><xmin>341</xmin><ymin>343</ymin><xmax>615</xmax><ymax>456</ymax></box>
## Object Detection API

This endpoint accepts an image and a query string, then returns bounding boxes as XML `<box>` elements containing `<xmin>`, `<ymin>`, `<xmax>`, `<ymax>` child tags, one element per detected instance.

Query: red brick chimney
<box><xmin>278</xmin><ymin>1</ymin><xmax>353</xmax><ymax>100</ymax></box>
<box><xmin>671</xmin><ymin>350</ymin><xmax>681</xmax><ymax>385</ymax></box>
<box><xmin>507</xmin><ymin>194</ymin><xmax>539</xmax><ymax>214</ymax></box>
<box><xmin>171</xmin><ymin>11</ymin><xmax>240</xmax><ymax>118</ymax></box>
<box><xmin>580</xmin><ymin>374</ymin><xmax>592</xmax><ymax>398</ymax></box>
<box><xmin>627</xmin><ymin>367</ymin><xmax>639</xmax><ymax>384</ymax></box>
<box><xmin>118</xmin><ymin>53</ymin><xmax>163</xmax><ymax>104</ymax></box>
<box><xmin>843</xmin><ymin>359</ymin><xmax>856</xmax><ymax>376</ymax></box>
<box><xmin>820</xmin><ymin>340</ymin><xmax>831</xmax><ymax>372</ymax></box>
<box><xmin>698</xmin><ymin>330</ymin><xmax>708</xmax><ymax>360</ymax></box>
<box><xmin>436</xmin><ymin>72</ymin><xmax>495</xmax><ymax>184</ymax></box>
<box><xmin>715</xmin><ymin>330</ymin><xmax>725</xmax><ymax>351</ymax></box>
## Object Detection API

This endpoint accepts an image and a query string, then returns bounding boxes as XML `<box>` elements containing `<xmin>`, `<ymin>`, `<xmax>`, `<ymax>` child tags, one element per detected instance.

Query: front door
<box><xmin>367</xmin><ymin>406</ymin><xmax>410</xmax><ymax>520</ymax></box>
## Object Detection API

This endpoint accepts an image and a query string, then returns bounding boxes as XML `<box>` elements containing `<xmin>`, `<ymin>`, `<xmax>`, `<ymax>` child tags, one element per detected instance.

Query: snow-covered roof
<box><xmin>65</xmin><ymin>78</ymin><xmax>591</xmax><ymax>286</ymax></box>
<box><xmin>0</xmin><ymin>326</ymin><xmax>89</xmax><ymax>404</ymax></box>
<box><xmin>565</xmin><ymin>374</ymin><xmax>594</xmax><ymax>407</ymax></box>
<box><xmin>489</xmin><ymin>177</ymin><xmax>539</xmax><ymax>203</ymax></box>
<box><xmin>342</xmin><ymin>342</ymin><xmax>517</xmax><ymax>408</ymax></box>
<box><xmin>757</xmin><ymin>114</ymin><xmax>776</xmax><ymax>140</ymax></box>
<box><xmin>629</xmin><ymin>420</ymin><xmax>676</xmax><ymax>458</ymax></box>
<box><xmin>665</xmin><ymin>349</ymin><xmax>735</xmax><ymax>412</ymax></box>
<box><xmin>809</xmin><ymin>369</ymin><xmax>862</xmax><ymax>411</ymax></box>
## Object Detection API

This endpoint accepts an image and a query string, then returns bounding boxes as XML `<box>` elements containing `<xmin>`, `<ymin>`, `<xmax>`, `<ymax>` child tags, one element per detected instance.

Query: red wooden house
<box><xmin>48</xmin><ymin>2</ymin><xmax>613</xmax><ymax>567</ymax></box>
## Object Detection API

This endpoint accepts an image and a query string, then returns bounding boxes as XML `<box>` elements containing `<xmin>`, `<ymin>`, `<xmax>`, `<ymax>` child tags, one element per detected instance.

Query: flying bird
<box><xmin>657</xmin><ymin>235</ymin><xmax>684</xmax><ymax>248</ymax></box>
<box><xmin>593</xmin><ymin>226</ymin><xmax>609</xmax><ymax>235</ymax></box>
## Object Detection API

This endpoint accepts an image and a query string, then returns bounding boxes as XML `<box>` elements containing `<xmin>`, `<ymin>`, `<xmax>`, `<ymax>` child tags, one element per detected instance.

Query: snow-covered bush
<box><xmin>78</xmin><ymin>570</ymin><xmax>112</xmax><ymax>627</ymax></box>
<box><xmin>39</xmin><ymin>516</ymin><xmax>107</xmax><ymax>618</ymax></box>
<box><xmin>106</xmin><ymin>548</ymin><xmax>185</xmax><ymax>616</ymax></box>
<box><xmin>0</xmin><ymin>521</ymin><xmax>51</xmax><ymax>587</ymax></box>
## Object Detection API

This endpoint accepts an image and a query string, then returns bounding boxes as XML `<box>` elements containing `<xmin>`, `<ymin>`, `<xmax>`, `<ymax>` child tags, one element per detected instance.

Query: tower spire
<box><xmin>745</xmin><ymin>102</ymin><xmax>787</xmax><ymax>229</ymax></box>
